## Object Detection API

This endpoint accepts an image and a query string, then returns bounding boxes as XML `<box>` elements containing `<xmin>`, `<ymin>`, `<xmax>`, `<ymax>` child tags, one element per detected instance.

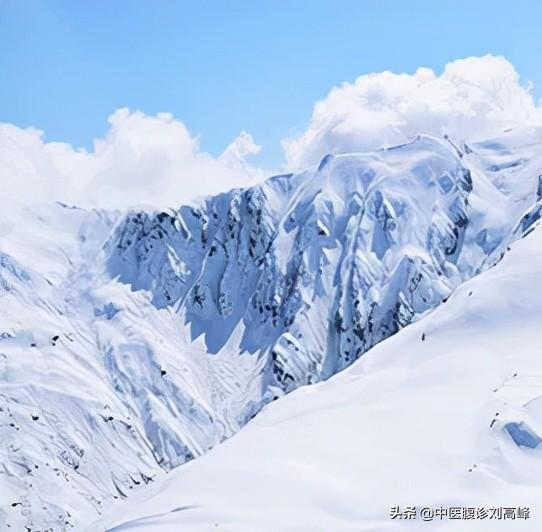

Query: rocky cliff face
<box><xmin>108</xmin><ymin>135</ymin><xmax>539</xmax><ymax>395</ymax></box>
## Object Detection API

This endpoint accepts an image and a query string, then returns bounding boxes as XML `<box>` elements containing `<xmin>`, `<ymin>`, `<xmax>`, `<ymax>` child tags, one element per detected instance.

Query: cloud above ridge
<box><xmin>282</xmin><ymin>55</ymin><xmax>542</xmax><ymax>169</ymax></box>
<box><xmin>1</xmin><ymin>55</ymin><xmax>541</xmax><ymax>217</ymax></box>
<box><xmin>0</xmin><ymin>108</ymin><xmax>264</xmax><ymax>212</ymax></box>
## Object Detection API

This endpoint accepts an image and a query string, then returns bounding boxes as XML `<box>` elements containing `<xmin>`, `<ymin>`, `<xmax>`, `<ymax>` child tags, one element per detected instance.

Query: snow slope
<box><xmin>107</xmin><ymin>132</ymin><xmax>542</xmax><ymax>401</ymax></box>
<box><xmin>98</xmin><ymin>203</ymin><xmax>542</xmax><ymax>532</ymax></box>
<box><xmin>1</xmin><ymin>130</ymin><xmax>541</xmax><ymax>531</ymax></box>
<box><xmin>0</xmin><ymin>205</ymin><xmax>229</xmax><ymax>531</ymax></box>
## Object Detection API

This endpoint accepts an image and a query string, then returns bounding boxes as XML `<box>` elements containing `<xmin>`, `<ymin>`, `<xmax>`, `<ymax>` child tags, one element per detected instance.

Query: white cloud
<box><xmin>1</xmin><ymin>55</ymin><xmax>541</xmax><ymax>221</ymax></box>
<box><xmin>282</xmin><ymin>55</ymin><xmax>542</xmax><ymax>169</ymax></box>
<box><xmin>0</xmin><ymin>108</ymin><xmax>263</xmax><ymax>213</ymax></box>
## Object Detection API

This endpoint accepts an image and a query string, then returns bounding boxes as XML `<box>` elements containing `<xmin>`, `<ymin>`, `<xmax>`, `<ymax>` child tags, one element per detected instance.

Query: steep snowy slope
<box><xmin>0</xmin><ymin>205</ymin><xmax>231</xmax><ymax>531</ymax></box>
<box><xmin>107</xmin><ymin>133</ymin><xmax>542</xmax><ymax>425</ymax></box>
<box><xmin>1</xmin><ymin>131</ymin><xmax>541</xmax><ymax>531</ymax></box>
<box><xmin>98</xmin><ymin>210</ymin><xmax>542</xmax><ymax>532</ymax></box>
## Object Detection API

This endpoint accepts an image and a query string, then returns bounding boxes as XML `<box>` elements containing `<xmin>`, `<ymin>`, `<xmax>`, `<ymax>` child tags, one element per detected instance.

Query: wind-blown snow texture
<box><xmin>1</xmin><ymin>130</ymin><xmax>541</xmax><ymax>531</ymax></box>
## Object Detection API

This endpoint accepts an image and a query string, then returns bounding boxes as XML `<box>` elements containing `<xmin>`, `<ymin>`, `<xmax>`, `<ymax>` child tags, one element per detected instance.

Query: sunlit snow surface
<box><xmin>98</xmin><ymin>224</ymin><xmax>542</xmax><ymax>532</ymax></box>
<box><xmin>1</xmin><ymin>131</ymin><xmax>542</xmax><ymax>531</ymax></box>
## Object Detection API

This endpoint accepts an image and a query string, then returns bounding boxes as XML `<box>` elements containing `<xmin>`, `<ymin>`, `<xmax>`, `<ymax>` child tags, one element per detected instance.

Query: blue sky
<box><xmin>1</xmin><ymin>0</ymin><xmax>541</xmax><ymax>166</ymax></box>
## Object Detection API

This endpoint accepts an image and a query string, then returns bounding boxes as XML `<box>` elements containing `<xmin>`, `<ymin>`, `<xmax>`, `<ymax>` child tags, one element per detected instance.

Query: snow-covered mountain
<box><xmin>98</xmin><ymin>200</ymin><xmax>542</xmax><ymax>532</ymax></box>
<box><xmin>1</xmin><ymin>130</ymin><xmax>541</xmax><ymax>531</ymax></box>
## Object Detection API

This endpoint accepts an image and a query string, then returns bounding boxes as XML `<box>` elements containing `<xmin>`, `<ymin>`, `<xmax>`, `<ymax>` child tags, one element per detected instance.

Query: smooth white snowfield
<box><xmin>98</xmin><ymin>225</ymin><xmax>542</xmax><ymax>532</ymax></box>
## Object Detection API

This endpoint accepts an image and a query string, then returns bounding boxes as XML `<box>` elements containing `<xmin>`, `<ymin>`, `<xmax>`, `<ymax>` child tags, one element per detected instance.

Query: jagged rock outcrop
<box><xmin>108</xmin><ymin>135</ymin><xmax>540</xmax><ymax>393</ymax></box>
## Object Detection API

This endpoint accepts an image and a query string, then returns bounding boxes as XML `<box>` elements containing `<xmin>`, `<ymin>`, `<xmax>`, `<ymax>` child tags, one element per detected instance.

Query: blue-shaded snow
<box><xmin>505</xmin><ymin>422</ymin><xmax>542</xmax><ymax>449</ymax></box>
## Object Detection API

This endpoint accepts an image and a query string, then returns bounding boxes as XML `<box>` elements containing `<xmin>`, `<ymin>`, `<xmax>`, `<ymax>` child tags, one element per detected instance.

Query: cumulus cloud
<box><xmin>0</xmin><ymin>108</ymin><xmax>263</xmax><ymax>212</ymax></box>
<box><xmin>2</xmin><ymin>55</ymin><xmax>541</xmax><ymax>220</ymax></box>
<box><xmin>282</xmin><ymin>55</ymin><xmax>542</xmax><ymax>169</ymax></box>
